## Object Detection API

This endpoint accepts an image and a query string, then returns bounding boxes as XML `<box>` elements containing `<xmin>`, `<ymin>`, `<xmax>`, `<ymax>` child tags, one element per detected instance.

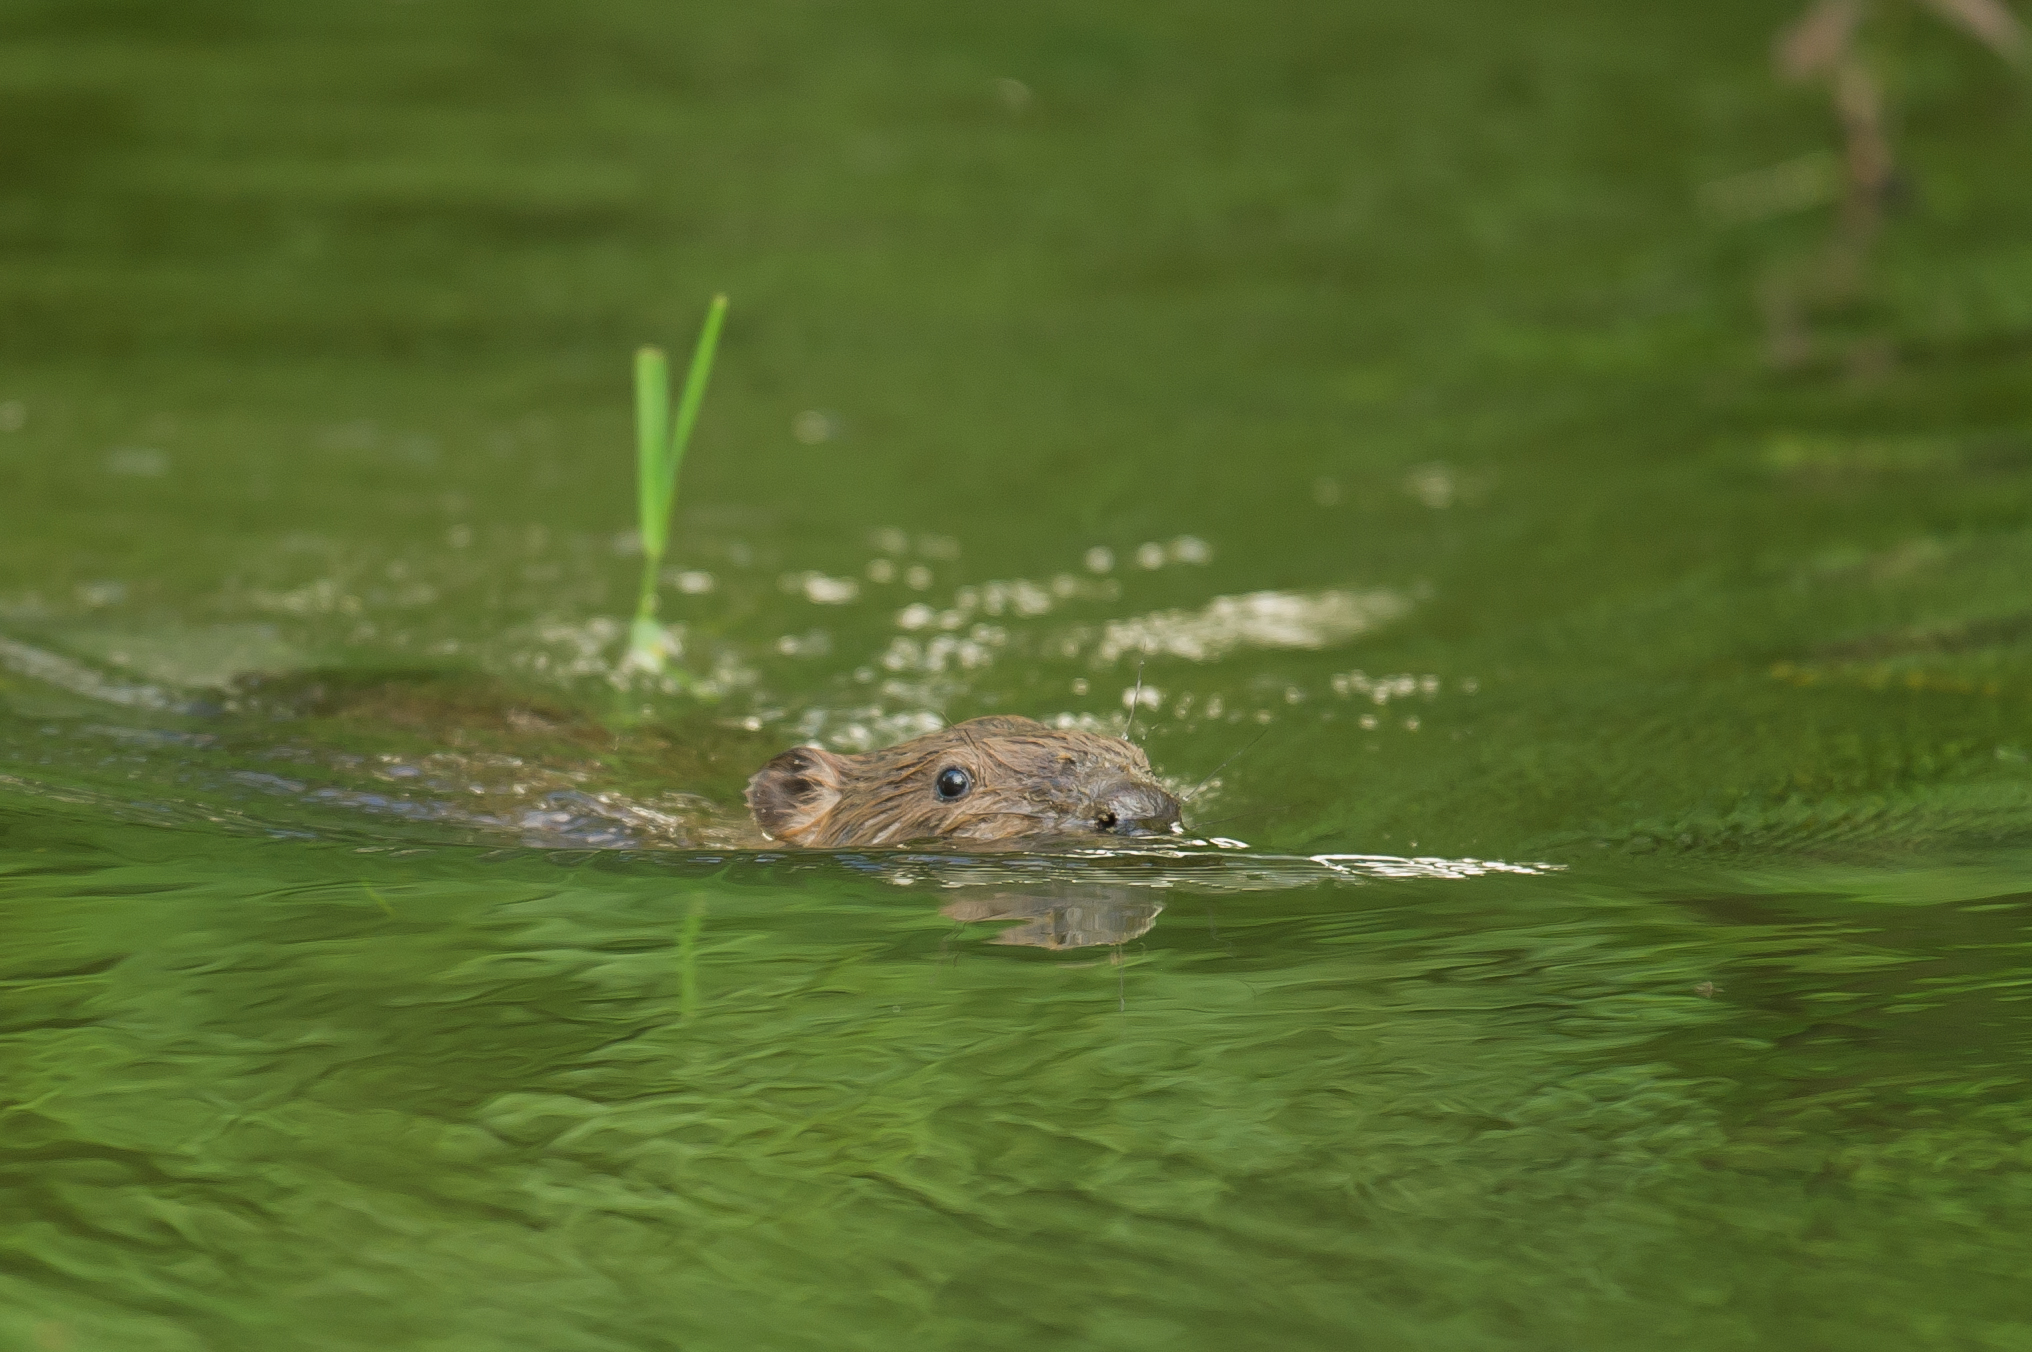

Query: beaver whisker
<box><xmin>1187</xmin><ymin>802</ymin><xmax>1288</xmax><ymax>833</ymax></box>
<box><xmin>1181</xmin><ymin>727</ymin><xmax>1270</xmax><ymax>804</ymax></box>
<box><xmin>1124</xmin><ymin>659</ymin><xmax>1146</xmax><ymax>744</ymax></box>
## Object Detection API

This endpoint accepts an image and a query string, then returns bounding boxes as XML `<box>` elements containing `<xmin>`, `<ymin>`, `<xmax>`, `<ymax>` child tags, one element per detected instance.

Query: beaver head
<box><xmin>744</xmin><ymin>715</ymin><xmax>1182</xmax><ymax>848</ymax></box>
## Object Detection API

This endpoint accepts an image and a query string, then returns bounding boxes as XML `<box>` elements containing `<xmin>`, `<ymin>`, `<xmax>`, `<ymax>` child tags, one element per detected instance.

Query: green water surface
<box><xmin>5</xmin><ymin>1</ymin><xmax>2032</xmax><ymax>1347</ymax></box>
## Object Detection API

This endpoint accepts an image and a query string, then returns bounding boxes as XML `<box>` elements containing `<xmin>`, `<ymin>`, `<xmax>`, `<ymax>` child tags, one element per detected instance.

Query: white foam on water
<box><xmin>1093</xmin><ymin>588</ymin><xmax>1412</xmax><ymax>664</ymax></box>
<box><xmin>1308</xmin><ymin>853</ymin><xmax>1560</xmax><ymax>880</ymax></box>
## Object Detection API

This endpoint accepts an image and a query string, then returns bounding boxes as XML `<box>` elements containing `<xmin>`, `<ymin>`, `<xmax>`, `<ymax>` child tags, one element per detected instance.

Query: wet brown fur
<box><xmin>745</xmin><ymin>715</ymin><xmax>1180</xmax><ymax>848</ymax></box>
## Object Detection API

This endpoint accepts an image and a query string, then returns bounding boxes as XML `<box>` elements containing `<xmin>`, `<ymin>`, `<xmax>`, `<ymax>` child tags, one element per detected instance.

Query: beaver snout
<box><xmin>1092</xmin><ymin>779</ymin><xmax>1181</xmax><ymax>835</ymax></box>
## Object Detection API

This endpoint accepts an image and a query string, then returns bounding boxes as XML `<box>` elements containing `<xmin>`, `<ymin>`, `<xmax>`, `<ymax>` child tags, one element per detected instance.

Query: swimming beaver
<box><xmin>745</xmin><ymin>715</ymin><xmax>1182</xmax><ymax>848</ymax></box>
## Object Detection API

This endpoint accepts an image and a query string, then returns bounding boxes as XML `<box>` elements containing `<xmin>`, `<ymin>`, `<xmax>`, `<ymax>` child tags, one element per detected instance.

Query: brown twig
<box><xmin>1763</xmin><ymin>0</ymin><xmax>2023</xmax><ymax>368</ymax></box>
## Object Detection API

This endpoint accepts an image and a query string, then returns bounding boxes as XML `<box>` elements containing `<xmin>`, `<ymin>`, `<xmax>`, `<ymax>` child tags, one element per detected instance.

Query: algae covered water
<box><xmin>5</xmin><ymin>1</ymin><xmax>2032</xmax><ymax>1346</ymax></box>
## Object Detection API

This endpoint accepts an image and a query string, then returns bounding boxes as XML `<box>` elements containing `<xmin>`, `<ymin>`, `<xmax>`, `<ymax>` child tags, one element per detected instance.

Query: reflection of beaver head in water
<box><xmin>745</xmin><ymin>715</ymin><xmax>1182</xmax><ymax>848</ymax></box>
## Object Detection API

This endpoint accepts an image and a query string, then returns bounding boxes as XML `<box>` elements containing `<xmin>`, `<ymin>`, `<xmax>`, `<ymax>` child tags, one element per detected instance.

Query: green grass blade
<box><xmin>625</xmin><ymin>296</ymin><xmax>728</xmax><ymax>678</ymax></box>
<box><xmin>661</xmin><ymin>293</ymin><xmax>727</xmax><ymax>513</ymax></box>
<box><xmin>634</xmin><ymin>345</ymin><xmax>671</xmax><ymax>562</ymax></box>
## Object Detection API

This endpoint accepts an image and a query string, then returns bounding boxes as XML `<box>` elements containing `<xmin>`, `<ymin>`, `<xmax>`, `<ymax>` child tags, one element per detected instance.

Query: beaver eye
<box><xmin>935</xmin><ymin>767</ymin><xmax>972</xmax><ymax>801</ymax></box>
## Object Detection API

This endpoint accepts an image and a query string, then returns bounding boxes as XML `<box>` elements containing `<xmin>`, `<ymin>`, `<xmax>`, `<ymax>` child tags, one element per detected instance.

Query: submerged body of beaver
<box><xmin>220</xmin><ymin>673</ymin><xmax>1179</xmax><ymax>851</ymax></box>
<box><xmin>746</xmin><ymin>715</ymin><xmax>1183</xmax><ymax>848</ymax></box>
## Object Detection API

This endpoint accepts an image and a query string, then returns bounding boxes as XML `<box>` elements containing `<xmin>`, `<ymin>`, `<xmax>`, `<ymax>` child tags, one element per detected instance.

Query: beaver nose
<box><xmin>1094</xmin><ymin>780</ymin><xmax>1182</xmax><ymax>835</ymax></box>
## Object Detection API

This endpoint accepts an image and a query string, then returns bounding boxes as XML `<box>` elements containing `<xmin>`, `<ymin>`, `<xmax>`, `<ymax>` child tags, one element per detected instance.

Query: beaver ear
<box><xmin>745</xmin><ymin>746</ymin><xmax>846</xmax><ymax>844</ymax></box>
